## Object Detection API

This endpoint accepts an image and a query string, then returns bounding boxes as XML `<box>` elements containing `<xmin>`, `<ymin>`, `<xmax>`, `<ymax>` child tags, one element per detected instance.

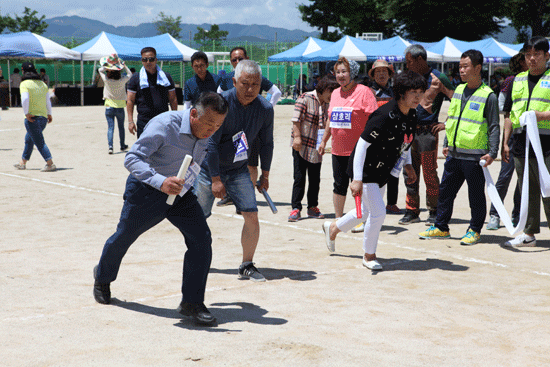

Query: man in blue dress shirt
<box><xmin>93</xmin><ymin>92</ymin><xmax>228</xmax><ymax>326</ymax></box>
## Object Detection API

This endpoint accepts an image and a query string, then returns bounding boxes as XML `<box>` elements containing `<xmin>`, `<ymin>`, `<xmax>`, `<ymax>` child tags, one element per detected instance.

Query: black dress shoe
<box><xmin>93</xmin><ymin>265</ymin><xmax>111</xmax><ymax>304</ymax></box>
<box><xmin>177</xmin><ymin>301</ymin><xmax>216</xmax><ymax>325</ymax></box>
<box><xmin>94</xmin><ymin>281</ymin><xmax>111</xmax><ymax>304</ymax></box>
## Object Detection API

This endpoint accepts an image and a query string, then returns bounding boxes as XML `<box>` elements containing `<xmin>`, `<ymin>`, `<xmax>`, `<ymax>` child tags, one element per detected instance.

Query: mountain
<box><xmin>43</xmin><ymin>16</ymin><xmax>319</xmax><ymax>44</ymax></box>
<box><xmin>43</xmin><ymin>15</ymin><xmax>520</xmax><ymax>46</ymax></box>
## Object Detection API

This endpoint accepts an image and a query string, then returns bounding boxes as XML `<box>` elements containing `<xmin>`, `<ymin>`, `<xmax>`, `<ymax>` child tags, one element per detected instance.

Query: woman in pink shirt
<box><xmin>318</xmin><ymin>57</ymin><xmax>378</xmax><ymax>218</ymax></box>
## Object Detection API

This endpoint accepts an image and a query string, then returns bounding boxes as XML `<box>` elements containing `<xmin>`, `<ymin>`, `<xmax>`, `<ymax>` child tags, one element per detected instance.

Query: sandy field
<box><xmin>1</xmin><ymin>102</ymin><xmax>549</xmax><ymax>366</ymax></box>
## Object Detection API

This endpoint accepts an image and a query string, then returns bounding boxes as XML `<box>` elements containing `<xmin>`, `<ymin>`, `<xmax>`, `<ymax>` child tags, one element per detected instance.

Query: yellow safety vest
<box><xmin>510</xmin><ymin>69</ymin><xmax>550</xmax><ymax>134</ymax></box>
<box><xmin>446</xmin><ymin>83</ymin><xmax>493</xmax><ymax>154</ymax></box>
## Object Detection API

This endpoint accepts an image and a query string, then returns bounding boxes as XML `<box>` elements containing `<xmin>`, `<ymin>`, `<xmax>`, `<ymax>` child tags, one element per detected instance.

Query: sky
<box><xmin>2</xmin><ymin>1</ymin><xmax>316</xmax><ymax>32</ymax></box>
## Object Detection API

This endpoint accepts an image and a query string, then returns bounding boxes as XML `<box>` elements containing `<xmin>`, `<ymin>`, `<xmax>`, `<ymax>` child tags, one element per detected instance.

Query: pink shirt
<box><xmin>328</xmin><ymin>84</ymin><xmax>378</xmax><ymax>156</ymax></box>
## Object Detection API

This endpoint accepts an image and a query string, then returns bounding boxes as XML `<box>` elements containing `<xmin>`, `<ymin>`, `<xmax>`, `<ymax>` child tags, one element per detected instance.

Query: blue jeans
<box><xmin>96</xmin><ymin>175</ymin><xmax>212</xmax><ymax>303</ymax></box>
<box><xmin>435</xmin><ymin>156</ymin><xmax>486</xmax><ymax>234</ymax></box>
<box><xmin>105</xmin><ymin>107</ymin><xmax>126</xmax><ymax>149</ymax></box>
<box><xmin>193</xmin><ymin>163</ymin><xmax>257</xmax><ymax>218</ymax></box>
<box><xmin>22</xmin><ymin>116</ymin><xmax>52</xmax><ymax>162</ymax></box>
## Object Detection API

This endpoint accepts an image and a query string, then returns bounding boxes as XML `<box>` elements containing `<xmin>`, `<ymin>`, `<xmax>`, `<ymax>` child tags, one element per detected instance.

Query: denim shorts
<box><xmin>194</xmin><ymin>165</ymin><xmax>257</xmax><ymax>218</ymax></box>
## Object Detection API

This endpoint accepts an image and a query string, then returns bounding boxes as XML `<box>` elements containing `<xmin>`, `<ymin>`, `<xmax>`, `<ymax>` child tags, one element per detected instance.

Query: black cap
<box><xmin>21</xmin><ymin>62</ymin><xmax>36</xmax><ymax>73</ymax></box>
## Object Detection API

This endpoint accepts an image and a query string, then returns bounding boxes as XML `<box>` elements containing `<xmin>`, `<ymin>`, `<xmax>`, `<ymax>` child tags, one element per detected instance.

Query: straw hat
<box><xmin>368</xmin><ymin>59</ymin><xmax>394</xmax><ymax>78</ymax></box>
<box><xmin>100</xmin><ymin>54</ymin><xmax>125</xmax><ymax>71</ymax></box>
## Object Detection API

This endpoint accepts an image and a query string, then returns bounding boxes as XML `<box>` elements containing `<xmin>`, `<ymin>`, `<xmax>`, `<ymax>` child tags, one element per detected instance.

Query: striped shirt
<box><xmin>291</xmin><ymin>91</ymin><xmax>328</xmax><ymax>164</ymax></box>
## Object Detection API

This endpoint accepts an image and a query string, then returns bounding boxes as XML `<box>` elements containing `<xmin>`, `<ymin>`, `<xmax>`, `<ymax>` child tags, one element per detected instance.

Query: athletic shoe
<box><xmin>419</xmin><ymin>225</ymin><xmax>450</xmax><ymax>239</ymax></box>
<box><xmin>399</xmin><ymin>210</ymin><xmax>420</xmax><ymax>225</ymax></box>
<box><xmin>351</xmin><ymin>222</ymin><xmax>365</xmax><ymax>233</ymax></box>
<box><xmin>426</xmin><ymin>211</ymin><xmax>437</xmax><ymax>226</ymax></box>
<box><xmin>177</xmin><ymin>301</ymin><xmax>216</xmax><ymax>325</ymax></box>
<box><xmin>486</xmin><ymin>215</ymin><xmax>500</xmax><ymax>230</ymax></box>
<box><xmin>238</xmin><ymin>262</ymin><xmax>266</xmax><ymax>282</ymax></box>
<box><xmin>362</xmin><ymin>258</ymin><xmax>383</xmax><ymax>270</ymax></box>
<box><xmin>288</xmin><ymin>209</ymin><xmax>301</xmax><ymax>222</ymax></box>
<box><xmin>386</xmin><ymin>204</ymin><xmax>402</xmax><ymax>214</ymax></box>
<box><xmin>93</xmin><ymin>265</ymin><xmax>111</xmax><ymax>304</ymax></box>
<box><xmin>40</xmin><ymin>164</ymin><xmax>56</xmax><ymax>172</ymax></box>
<box><xmin>503</xmin><ymin>234</ymin><xmax>536</xmax><ymax>248</ymax></box>
<box><xmin>216</xmin><ymin>195</ymin><xmax>233</xmax><ymax>207</ymax></box>
<box><xmin>307</xmin><ymin>207</ymin><xmax>325</xmax><ymax>219</ymax></box>
<box><xmin>322</xmin><ymin>221</ymin><xmax>335</xmax><ymax>252</ymax></box>
<box><xmin>13</xmin><ymin>163</ymin><xmax>26</xmax><ymax>170</ymax></box>
<box><xmin>108</xmin><ymin>147</ymin><xmax>113</xmax><ymax>154</ymax></box>
<box><xmin>460</xmin><ymin>229</ymin><xmax>480</xmax><ymax>245</ymax></box>
<box><xmin>121</xmin><ymin>144</ymin><xmax>129</xmax><ymax>151</ymax></box>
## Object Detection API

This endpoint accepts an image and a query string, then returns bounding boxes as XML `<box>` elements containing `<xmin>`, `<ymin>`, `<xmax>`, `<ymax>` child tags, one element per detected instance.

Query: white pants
<box><xmin>336</xmin><ymin>183</ymin><xmax>386</xmax><ymax>254</ymax></box>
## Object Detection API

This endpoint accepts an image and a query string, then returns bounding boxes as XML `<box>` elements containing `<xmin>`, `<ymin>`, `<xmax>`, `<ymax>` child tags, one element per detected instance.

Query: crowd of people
<box><xmin>7</xmin><ymin>36</ymin><xmax>550</xmax><ymax>326</ymax></box>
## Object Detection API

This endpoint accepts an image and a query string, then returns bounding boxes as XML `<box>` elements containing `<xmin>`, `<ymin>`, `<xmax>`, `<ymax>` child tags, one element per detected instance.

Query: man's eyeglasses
<box><xmin>141</xmin><ymin>57</ymin><xmax>156</xmax><ymax>63</ymax></box>
<box><xmin>231</xmin><ymin>57</ymin><xmax>244</xmax><ymax>63</ymax></box>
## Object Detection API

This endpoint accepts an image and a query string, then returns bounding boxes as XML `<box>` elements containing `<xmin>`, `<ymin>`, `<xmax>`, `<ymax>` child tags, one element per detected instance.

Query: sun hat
<box><xmin>368</xmin><ymin>59</ymin><xmax>394</xmax><ymax>78</ymax></box>
<box><xmin>100</xmin><ymin>54</ymin><xmax>125</xmax><ymax>71</ymax></box>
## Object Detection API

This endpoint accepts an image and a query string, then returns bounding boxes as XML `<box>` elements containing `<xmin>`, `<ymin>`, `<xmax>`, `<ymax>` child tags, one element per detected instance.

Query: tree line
<box><xmin>299</xmin><ymin>0</ymin><xmax>550</xmax><ymax>42</ymax></box>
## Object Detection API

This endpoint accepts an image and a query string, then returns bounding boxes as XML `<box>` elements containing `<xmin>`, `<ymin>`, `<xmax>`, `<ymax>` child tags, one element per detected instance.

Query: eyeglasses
<box><xmin>231</xmin><ymin>57</ymin><xmax>244</xmax><ymax>63</ymax></box>
<box><xmin>141</xmin><ymin>57</ymin><xmax>156</xmax><ymax>63</ymax></box>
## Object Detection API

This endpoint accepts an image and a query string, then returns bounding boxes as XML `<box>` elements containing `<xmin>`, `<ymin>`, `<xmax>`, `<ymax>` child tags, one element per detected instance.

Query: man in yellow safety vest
<box><xmin>419</xmin><ymin>49</ymin><xmax>500</xmax><ymax>245</ymax></box>
<box><xmin>501</xmin><ymin>36</ymin><xmax>550</xmax><ymax>248</ymax></box>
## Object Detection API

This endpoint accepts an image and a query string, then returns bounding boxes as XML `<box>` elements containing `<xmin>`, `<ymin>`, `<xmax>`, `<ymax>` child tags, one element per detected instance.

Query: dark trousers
<box><xmin>96</xmin><ymin>175</ymin><xmax>212</xmax><ymax>304</ymax></box>
<box><xmin>11</xmin><ymin>87</ymin><xmax>20</xmax><ymax>107</ymax></box>
<box><xmin>386</xmin><ymin>175</ymin><xmax>398</xmax><ymax>206</ymax></box>
<box><xmin>291</xmin><ymin>149</ymin><xmax>322</xmax><ymax>211</ymax></box>
<box><xmin>435</xmin><ymin>157</ymin><xmax>486</xmax><ymax>233</ymax></box>
<box><xmin>489</xmin><ymin>155</ymin><xmax>520</xmax><ymax>219</ymax></box>
<box><xmin>489</xmin><ymin>137</ymin><xmax>520</xmax><ymax>219</ymax></box>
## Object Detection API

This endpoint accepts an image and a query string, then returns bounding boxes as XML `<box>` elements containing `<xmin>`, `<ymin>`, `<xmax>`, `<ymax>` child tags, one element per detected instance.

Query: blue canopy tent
<box><xmin>267</xmin><ymin>37</ymin><xmax>334</xmax><ymax>92</ymax></box>
<box><xmin>0</xmin><ymin>31</ymin><xmax>81</xmax><ymax>107</ymax></box>
<box><xmin>72</xmin><ymin>32</ymin><xmax>204</xmax><ymax>61</ymax></box>
<box><xmin>268</xmin><ymin>37</ymin><xmax>334</xmax><ymax>62</ymax></box>
<box><xmin>72</xmin><ymin>32</ymin><xmax>205</xmax><ymax>105</ymax></box>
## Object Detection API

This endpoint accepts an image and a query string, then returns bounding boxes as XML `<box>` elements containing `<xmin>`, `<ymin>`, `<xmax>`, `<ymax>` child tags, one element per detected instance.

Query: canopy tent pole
<box><xmin>7</xmin><ymin>59</ymin><xmax>11</xmax><ymax>107</ymax></box>
<box><xmin>80</xmin><ymin>57</ymin><xmax>84</xmax><ymax>106</ymax></box>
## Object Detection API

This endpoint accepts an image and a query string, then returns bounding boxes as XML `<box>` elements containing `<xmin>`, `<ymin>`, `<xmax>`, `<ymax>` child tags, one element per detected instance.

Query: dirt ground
<box><xmin>1</xmin><ymin>101</ymin><xmax>549</xmax><ymax>367</ymax></box>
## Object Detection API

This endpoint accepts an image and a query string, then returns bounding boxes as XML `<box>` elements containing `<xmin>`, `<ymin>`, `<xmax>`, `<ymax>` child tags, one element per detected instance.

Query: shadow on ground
<box><xmin>113</xmin><ymin>300</ymin><xmax>287</xmax><ymax>332</ymax></box>
<box><xmin>209</xmin><ymin>267</ymin><xmax>317</xmax><ymax>281</ymax></box>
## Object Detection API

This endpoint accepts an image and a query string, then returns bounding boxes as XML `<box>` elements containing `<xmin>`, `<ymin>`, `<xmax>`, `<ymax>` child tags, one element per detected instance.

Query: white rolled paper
<box><xmin>166</xmin><ymin>154</ymin><xmax>193</xmax><ymax>205</ymax></box>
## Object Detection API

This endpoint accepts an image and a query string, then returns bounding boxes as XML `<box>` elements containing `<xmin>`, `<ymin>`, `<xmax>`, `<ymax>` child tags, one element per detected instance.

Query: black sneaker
<box><xmin>93</xmin><ymin>265</ymin><xmax>111</xmax><ymax>304</ymax></box>
<box><xmin>216</xmin><ymin>195</ymin><xmax>233</xmax><ymax>207</ymax></box>
<box><xmin>398</xmin><ymin>210</ymin><xmax>420</xmax><ymax>225</ymax></box>
<box><xmin>121</xmin><ymin>144</ymin><xmax>129</xmax><ymax>151</ymax></box>
<box><xmin>426</xmin><ymin>211</ymin><xmax>437</xmax><ymax>226</ymax></box>
<box><xmin>238</xmin><ymin>262</ymin><xmax>266</xmax><ymax>282</ymax></box>
<box><xmin>177</xmin><ymin>301</ymin><xmax>216</xmax><ymax>325</ymax></box>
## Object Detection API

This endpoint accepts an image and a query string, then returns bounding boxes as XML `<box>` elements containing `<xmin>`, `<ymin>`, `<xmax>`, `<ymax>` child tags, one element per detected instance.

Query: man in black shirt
<box><xmin>183</xmin><ymin>51</ymin><xmax>220</xmax><ymax>109</ymax></box>
<box><xmin>126</xmin><ymin>47</ymin><xmax>178</xmax><ymax>137</ymax></box>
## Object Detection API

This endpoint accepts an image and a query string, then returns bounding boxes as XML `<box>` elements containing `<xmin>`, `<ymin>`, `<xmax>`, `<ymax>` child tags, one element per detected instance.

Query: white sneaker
<box><xmin>503</xmin><ymin>234</ymin><xmax>536</xmax><ymax>248</ymax></box>
<box><xmin>351</xmin><ymin>222</ymin><xmax>365</xmax><ymax>233</ymax></box>
<box><xmin>322</xmin><ymin>221</ymin><xmax>335</xmax><ymax>253</ymax></box>
<box><xmin>362</xmin><ymin>258</ymin><xmax>383</xmax><ymax>270</ymax></box>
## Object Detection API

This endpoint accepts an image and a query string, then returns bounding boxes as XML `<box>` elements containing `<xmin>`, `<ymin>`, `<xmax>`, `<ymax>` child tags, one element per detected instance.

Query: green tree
<box><xmin>5</xmin><ymin>7</ymin><xmax>48</xmax><ymax>34</ymax></box>
<box><xmin>299</xmin><ymin>0</ymin><xmax>400</xmax><ymax>41</ymax></box>
<box><xmin>299</xmin><ymin>0</ymin><xmax>505</xmax><ymax>42</ymax></box>
<box><xmin>155</xmin><ymin>12</ymin><xmax>182</xmax><ymax>39</ymax></box>
<box><xmin>503</xmin><ymin>0</ymin><xmax>550</xmax><ymax>39</ymax></box>
<box><xmin>193</xmin><ymin>24</ymin><xmax>228</xmax><ymax>49</ymax></box>
<box><xmin>385</xmin><ymin>0</ymin><xmax>505</xmax><ymax>41</ymax></box>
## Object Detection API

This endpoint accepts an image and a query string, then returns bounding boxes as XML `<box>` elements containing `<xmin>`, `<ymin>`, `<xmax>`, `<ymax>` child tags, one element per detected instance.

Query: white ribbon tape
<box><xmin>481</xmin><ymin>110</ymin><xmax>550</xmax><ymax>236</ymax></box>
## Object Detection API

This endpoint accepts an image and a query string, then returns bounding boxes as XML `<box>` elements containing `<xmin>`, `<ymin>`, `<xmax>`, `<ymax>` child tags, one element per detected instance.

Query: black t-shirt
<box><xmin>504</xmin><ymin>70</ymin><xmax>550</xmax><ymax>158</ymax></box>
<box><xmin>127</xmin><ymin>70</ymin><xmax>175</xmax><ymax>123</ymax></box>
<box><xmin>347</xmin><ymin>99</ymin><xmax>418</xmax><ymax>186</ymax></box>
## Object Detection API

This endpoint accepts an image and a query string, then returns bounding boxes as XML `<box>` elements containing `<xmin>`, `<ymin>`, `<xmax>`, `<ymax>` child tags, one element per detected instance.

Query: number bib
<box><xmin>233</xmin><ymin>131</ymin><xmax>249</xmax><ymax>163</ymax></box>
<box><xmin>329</xmin><ymin>107</ymin><xmax>353</xmax><ymax>129</ymax></box>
